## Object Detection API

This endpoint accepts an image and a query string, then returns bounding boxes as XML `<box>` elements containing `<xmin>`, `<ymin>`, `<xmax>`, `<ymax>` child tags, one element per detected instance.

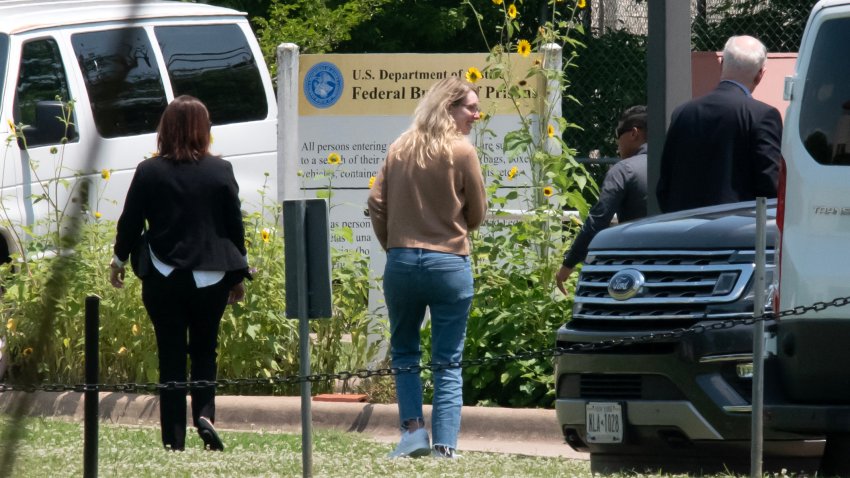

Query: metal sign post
<box><xmin>283</xmin><ymin>199</ymin><xmax>332</xmax><ymax>478</ymax></box>
<box><xmin>751</xmin><ymin>197</ymin><xmax>767</xmax><ymax>478</ymax></box>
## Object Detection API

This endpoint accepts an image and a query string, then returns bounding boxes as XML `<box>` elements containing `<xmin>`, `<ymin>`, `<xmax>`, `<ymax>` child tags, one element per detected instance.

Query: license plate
<box><xmin>586</xmin><ymin>402</ymin><xmax>623</xmax><ymax>443</ymax></box>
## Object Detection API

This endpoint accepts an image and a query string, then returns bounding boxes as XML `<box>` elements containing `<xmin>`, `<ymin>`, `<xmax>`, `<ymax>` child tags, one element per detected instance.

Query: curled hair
<box><xmin>393</xmin><ymin>77</ymin><xmax>477</xmax><ymax>167</ymax></box>
<box><xmin>157</xmin><ymin>95</ymin><xmax>211</xmax><ymax>162</ymax></box>
<box><xmin>721</xmin><ymin>35</ymin><xmax>767</xmax><ymax>82</ymax></box>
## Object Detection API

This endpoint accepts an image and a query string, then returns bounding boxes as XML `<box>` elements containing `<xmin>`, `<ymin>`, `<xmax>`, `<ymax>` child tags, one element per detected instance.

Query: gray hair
<box><xmin>721</xmin><ymin>35</ymin><xmax>767</xmax><ymax>81</ymax></box>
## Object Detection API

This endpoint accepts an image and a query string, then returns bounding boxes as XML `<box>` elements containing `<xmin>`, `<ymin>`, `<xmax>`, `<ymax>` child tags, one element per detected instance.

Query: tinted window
<box><xmin>155</xmin><ymin>24</ymin><xmax>268</xmax><ymax>124</ymax></box>
<box><xmin>15</xmin><ymin>38</ymin><xmax>78</xmax><ymax>146</ymax></box>
<box><xmin>72</xmin><ymin>28</ymin><xmax>167</xmax><ymax>138</ymax></box>
<box><xmin>799</xmin><ymin>18</ymin><xmax>850</xmax><ymax>165</ymax></box>
<box><xmin>0</xmin><ymin>34</ymin><xmax>8</xmax><ymax>104</ymax></box>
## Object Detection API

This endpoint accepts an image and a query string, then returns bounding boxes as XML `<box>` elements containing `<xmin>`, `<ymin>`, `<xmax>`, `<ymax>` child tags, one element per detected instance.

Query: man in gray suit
<box><xmin>656</xmin><ymin>35</ymin><xmax>782</xmax><ymax>213</ymax></box>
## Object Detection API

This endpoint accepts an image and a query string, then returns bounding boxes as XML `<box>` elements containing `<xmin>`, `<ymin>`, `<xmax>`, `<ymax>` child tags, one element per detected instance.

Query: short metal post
<box><xmin>84</xmin><ymin>295</ymin><xmax>100</xmax><ymax>478</ymax></box>
<box><xmin>751</xmin><ymin>198</ymin><xmax>767</xmax><ymax>478</ymax></box>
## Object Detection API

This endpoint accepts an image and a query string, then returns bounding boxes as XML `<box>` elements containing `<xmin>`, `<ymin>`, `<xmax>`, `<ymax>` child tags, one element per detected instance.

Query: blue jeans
<box><xmin>384</xmin><ymin>248</ymin><xmax>473</xmax><ymax>449</ymax></box>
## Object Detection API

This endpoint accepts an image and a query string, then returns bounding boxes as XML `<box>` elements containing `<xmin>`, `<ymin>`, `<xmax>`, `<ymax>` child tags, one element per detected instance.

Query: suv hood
<box><xmin>589</xmin><ymin>200</ymin><xmax>778</xmax><ymax>251</ymax></box>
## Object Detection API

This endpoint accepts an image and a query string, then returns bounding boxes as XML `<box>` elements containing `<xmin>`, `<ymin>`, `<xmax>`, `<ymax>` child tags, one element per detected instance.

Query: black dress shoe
<box><xmin>197</xmin><ymin>416</ymin><xmax>224</xmax><ymax>451</ymax></box>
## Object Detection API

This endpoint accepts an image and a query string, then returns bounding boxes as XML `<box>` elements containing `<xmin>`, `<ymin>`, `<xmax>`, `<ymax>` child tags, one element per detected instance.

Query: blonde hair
<box><xmin>393</xmin><ymin>77</ymin><xmax>476</xmax><ymax>167</ymax></box>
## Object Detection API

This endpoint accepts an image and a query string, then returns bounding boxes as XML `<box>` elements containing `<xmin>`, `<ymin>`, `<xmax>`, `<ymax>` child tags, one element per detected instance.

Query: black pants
<box><xmin>142</xmin><ymin>268</ymin><xmax>229</xmax><ymax>449</ymax></box>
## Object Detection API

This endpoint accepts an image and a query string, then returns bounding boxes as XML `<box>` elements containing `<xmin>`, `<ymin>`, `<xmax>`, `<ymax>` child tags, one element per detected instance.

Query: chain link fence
<box><xmin>566</xmin><ymin>0</ymin><xmax>817</xmax><ymax>174</ymax></box>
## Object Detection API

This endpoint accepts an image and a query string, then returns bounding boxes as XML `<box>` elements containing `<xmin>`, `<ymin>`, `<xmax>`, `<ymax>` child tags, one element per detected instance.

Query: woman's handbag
<box><xmin>129</xmin><ymin>232</ymin><xmax>152</xmax><ymax>279</ymax></box>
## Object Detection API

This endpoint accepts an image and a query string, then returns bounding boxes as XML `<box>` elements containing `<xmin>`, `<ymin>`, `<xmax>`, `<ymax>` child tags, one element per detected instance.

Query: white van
<box><xmin>0</xmin><ymin>0</ymin><xmax>277</xmax><ymax>262</ymax></box>
<box><xmin>769</xmin><ymin>0</ymin><xmax>850</xmax><ymax>473</ymax></box>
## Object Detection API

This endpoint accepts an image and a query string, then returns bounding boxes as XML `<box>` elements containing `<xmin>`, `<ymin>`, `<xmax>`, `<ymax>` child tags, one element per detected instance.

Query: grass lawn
<box><xmin>0</xmin><ymin>417</ymin><xmax>756</xmax><ymax>477</ymax></box>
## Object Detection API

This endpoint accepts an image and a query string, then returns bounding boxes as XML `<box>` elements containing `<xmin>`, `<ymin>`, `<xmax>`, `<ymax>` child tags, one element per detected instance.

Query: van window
<box><xmin>155</xmin><ymin>24</ymin><xmax>268</xmax><ymax>124</ymax></box>
<box><xmin>799</xmin><ymin>17</ymin><xmax>850</xmax><ymax>165</ymax></box>
<box><xmin>0</xmin><ymin>34</ymin><xmax>8</xmax><ymax>104</ymax></box>
<box><xmin>14</xmin><ymin>38</ymin><xmax>77</xmax><ymax>146</ymax></box>
<box><xmin>72</xmin><ymin>28</ymin><xmax>168</xmax><ymax>138</ymax></box>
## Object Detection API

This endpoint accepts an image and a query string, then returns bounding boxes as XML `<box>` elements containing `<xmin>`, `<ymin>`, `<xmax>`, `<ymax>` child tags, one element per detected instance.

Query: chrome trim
<box><xmin>699</xmin><ymin>353</ymin><xmax>753</xmax><ymax>364</ymax></box>
<box><xmin>723</xmin><ymin>405</ymin><xmax>752</xmax><ymax>413</ymax></box>
<box><xmin>576</xmin><ymin>264</ymin><xmax>753</xmax><ymax>305</ymax></box>
<box><xmin>572</xmin><ymin>312</ymin><xmax>755</xmax><ymax>321</ymax></box>
<box><xmin>588</xmin><ymin>250</ymin><xmax>742</xmax><ymax>257</ymax></box>
<box><xmin>581</xmin><ymin>280</ymin><xmax>717</xmax><ymax>288</ymax></box>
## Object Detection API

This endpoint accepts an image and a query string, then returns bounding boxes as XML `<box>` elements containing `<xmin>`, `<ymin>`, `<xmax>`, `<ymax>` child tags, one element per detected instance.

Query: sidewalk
<box><xmin>0</xmin><ymin>391</ymin><xmax>587</xmax><ymax>460</ymax></box>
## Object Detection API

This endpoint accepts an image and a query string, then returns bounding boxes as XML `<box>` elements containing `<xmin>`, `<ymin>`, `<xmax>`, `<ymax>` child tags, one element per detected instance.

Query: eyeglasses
<box><xmin>454</xmin><ymin>102</ymin><xmax>480</xmax><ymax>114</ymax></box>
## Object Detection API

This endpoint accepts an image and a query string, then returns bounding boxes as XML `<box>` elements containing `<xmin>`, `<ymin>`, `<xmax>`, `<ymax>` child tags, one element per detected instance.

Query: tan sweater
<box><xmin>368</xmin><ymin>138</ymin><xmax>487</xmax><ymax>256</ymax></box>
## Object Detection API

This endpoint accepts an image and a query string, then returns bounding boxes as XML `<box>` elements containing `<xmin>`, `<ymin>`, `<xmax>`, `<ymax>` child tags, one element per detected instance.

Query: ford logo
<box><xmin>607</xmin><ymin>269</ymin><xmax>645</xmax><ymax>301</ymax></box>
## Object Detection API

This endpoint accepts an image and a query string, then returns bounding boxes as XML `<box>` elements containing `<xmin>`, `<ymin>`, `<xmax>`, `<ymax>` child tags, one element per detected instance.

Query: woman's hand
<box><xmin>227</xmin><ymin>281</ymin><xmax>245</xmax><ymax>304</ymax></box>
<box><xmin>555</xmin><ymin>265</ymin><xmax>573</xmax><ymax>296</ymax></box>
<box><xmin>110</xmin><ymin>261</ymin><xmax>125</xmax><ymax>288</ymax></box>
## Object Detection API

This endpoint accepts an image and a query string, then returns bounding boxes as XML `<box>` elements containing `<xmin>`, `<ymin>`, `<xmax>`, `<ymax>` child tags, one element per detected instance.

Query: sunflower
<box><xmin>368</xmin><ymin>176</ymin><xmax>376</xmax><ymax>189</ymax></box>
<box><xmin>327</xmin><ymin>152</ymin><xmax>341</xmax><ymax>165</ymax></box>
<box><xmin>578</xmin><ymin>0</ymin><xmax>587</xmax><ymax>9</ymax></box>
<box><xmin>22</xmin><ymin>347</ymin><xmax>33</xmax><ymax>357</ymax></box>
<box><xmin>465</xmin><ymin>66</ymin><xmax>483</xmax><ymax>84</ymax></box>
<box><xmin>543</xmin><ymin>186</ymin><xmax>554</xmax><ymax>197</ymax></box>
<box><xmin>492</xmin><ymin>0</ymin><xmax>503</xmax><ymax>4</ymax></box>
<box><xmin>478</xmin><ymin>111</ymin><xmax>488</xmax><ymax>121</ymax></box>
<box><xmin>508</xmin><ymin>166</ymin><xmax>518</xmax><ymax>180</ymax></box>
<box><xmin>261</xmin><ymin>228</ymin><xmax>271</xmax><ymax>243</ymax></box>
<box><xmin>101</xmin><ymin>169</ymin><xmax>111</xmax><ymax>180</ymax></box>
<box><xmin>517</xmin><ymin>39</ymin><xmax>531</xmax><ymax>57</ymax></box>
<box><xmin>548</xmin><ymin>124</ymin><xmax>555</xmax><ymax>138</ymax></box>
<box><xmin>94</xmin><ymin>211</ymin><xmax>102</xmax><ymax>219</ymax></box>
<box><xmin>508</xmin><ymin>4</ymin><xmax>518</xmax><ymax>19</ymax></box>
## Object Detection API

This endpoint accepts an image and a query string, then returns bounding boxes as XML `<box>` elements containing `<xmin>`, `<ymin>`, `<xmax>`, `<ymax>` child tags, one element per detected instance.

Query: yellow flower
<box><xmin>478</xmin><ymin>111</ymin><xmax>488</xmax><ymax>121</ymax></box>
<box><xmin>94</xmin><ymin>211</ymin><xmax>102</xmax><ymax>219</ymax></box>
<box><xmin>548</xmin><ymin>124</ymin><xmax>555</xmax><ymax>138</ymax></box>
<box><xmin>327</xmin><ymin>152</ymin><xmax>341</xmax><ymax>165</ymax></box>
<box><xmin>6</xmin><ymin>319</ymin><xmax>15</xmax><ymax>332</ymax></box>
<box><xmin>261</xmin><ymin>228</ymin><xmax>271</xmax><ymax>243</ymax></box>
<box><xmin>492</xmin><ymin>0</ymin><xmax>503</xmax><ymax>4</ymax></box>
<box><xmin>465</xmin><ymin>67</ymin><xmax>482</xmax><ymax>84</ymax></box>
<box><xmin>368</xmin><ymin>176</ymin><xmax>376</xmax><ymax>189</ymax></box>
<box><xmin>578</xmin><ymin>0</ymin><xmax>587</xmax><ymax>8</ymax></box>
<box><xmin>508</xmin><ymin>4</ymin><xmax>518</xmax><ymax>19</ymax></box>
<box><xmin>508</xmin><ymin>166</ymin><xmax>518</xmax><ymax>180</ymax></box>
<box><xmin>101</xmin><ymin>169</ymin><xmax>110</xmax><ymax>180</ymax></box>
<box><xmin>117</xmin><ymin>346</ymin><xmax>128</xmax><ymax>356</ymax></box>
<box><xmin>22</xmin><ymin>347</ymin><xmax>33</xmax><ymax>358</ymax></box>
<box><xmin>543</xmin><ymin>186</ymin><xmax>554</xmax><ymax>197</ymax></box>
<box><xmin>517</xmin><ymin>39</ymin><xmax>531</xmax><ymax>57</ymax></box>
<box><xmin>132</xmin><ymin>324</ymin><xmax>141</xmax><ymax>336</ymax></box>
<box><xmin>6</xmin><ymin>119</ymin><xmax>14</xmax><ymax>133</ymax></box>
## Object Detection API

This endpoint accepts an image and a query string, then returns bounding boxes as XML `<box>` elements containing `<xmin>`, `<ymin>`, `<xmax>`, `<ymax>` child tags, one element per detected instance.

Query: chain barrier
<box><xmin>4</xmin><ymin>295</ymin><xmax>850</xmax><ymax>395</ymax></box>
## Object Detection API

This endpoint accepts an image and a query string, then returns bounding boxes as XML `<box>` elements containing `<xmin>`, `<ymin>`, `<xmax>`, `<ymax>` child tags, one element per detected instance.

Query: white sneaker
<box><xmin>388</xmin><ymin>428</ymin><xmax>431</xmax><ymax>458</ymax></box>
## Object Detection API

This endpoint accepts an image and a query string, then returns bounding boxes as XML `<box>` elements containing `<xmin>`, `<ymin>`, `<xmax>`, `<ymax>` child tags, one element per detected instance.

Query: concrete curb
<box><xmin>0</xmin><ymin>392</ymin><xmax>587</xmax><ymax>459</ymax></box>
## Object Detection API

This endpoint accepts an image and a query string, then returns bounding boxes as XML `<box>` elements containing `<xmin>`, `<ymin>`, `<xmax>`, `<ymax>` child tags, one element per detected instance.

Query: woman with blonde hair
<box><xmin>368</xmin><ymin>76</ymin><xmax>487</xmax><ymax>459</ymax></box>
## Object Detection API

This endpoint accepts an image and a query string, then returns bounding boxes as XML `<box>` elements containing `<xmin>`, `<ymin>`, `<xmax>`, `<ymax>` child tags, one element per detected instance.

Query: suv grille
<box><xmin>573</xmin><ymin>250</ymin><xmax>772</xmax><ymax>321</ymax></box>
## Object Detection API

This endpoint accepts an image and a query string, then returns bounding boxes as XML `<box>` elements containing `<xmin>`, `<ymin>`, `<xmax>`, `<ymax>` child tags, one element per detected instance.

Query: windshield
<box><xmin>0</xmin><ymin>34</ymin><xmax>8</xmax><ymax>113</ymax></box>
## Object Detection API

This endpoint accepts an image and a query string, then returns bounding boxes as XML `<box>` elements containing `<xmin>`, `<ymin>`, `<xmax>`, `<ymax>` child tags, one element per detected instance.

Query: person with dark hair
<box><xmin>109</xmin><ymin>95</ymin><xmax>250</xmax><ymax>451</ymax></box>
<box><xmin>368</xmin><ymin>76</ymin><xmax>487</xmax><ymax>459</ymax></box>
<box><xmin>556</xmin><ymin>105</ymin><xmax>648</xmax><ymax>294</ymax></box>
<box><xmin>656</xmin><ymin>35</ymin><xmax>782</xmax><ymax>212</ymax></box>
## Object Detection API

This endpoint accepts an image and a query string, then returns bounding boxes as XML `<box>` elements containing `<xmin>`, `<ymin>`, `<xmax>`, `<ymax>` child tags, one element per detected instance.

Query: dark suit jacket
<box><xmin>656</xmin><ymin>81</ymin><xmax>782</xmax><ymax>213</ymax></box>
<box><xmin>114</xmin><ymin>155</ymin><xmax>247</xmax><ymax>272</ymax></box>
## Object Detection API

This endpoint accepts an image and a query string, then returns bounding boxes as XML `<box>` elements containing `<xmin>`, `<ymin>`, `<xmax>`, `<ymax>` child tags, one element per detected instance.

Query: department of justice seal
<box><xmin>304</xmin><ymin>62</ymin><xmax>344</xmax><ymax>109</ymax></box>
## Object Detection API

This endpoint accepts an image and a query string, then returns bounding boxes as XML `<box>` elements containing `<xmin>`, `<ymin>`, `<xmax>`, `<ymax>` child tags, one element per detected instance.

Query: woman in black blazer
<box><xmin>109</xmin><ymin>95</ymin><xmax>249</xmax><ymax>451</ymax></box>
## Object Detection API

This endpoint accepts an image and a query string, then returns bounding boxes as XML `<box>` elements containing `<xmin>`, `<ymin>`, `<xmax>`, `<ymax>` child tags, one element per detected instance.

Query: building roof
<box><xmin>0</xmin><ymin>0</ymin><xmax>243</xmax><ymax>35</ymax></box>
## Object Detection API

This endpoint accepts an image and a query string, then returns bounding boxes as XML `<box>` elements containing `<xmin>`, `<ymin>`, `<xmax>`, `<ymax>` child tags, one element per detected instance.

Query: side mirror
<box><xmin>17</xmin><ymin>100</ymin><xmax>77</xmax><ymax>149</ymax></box>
